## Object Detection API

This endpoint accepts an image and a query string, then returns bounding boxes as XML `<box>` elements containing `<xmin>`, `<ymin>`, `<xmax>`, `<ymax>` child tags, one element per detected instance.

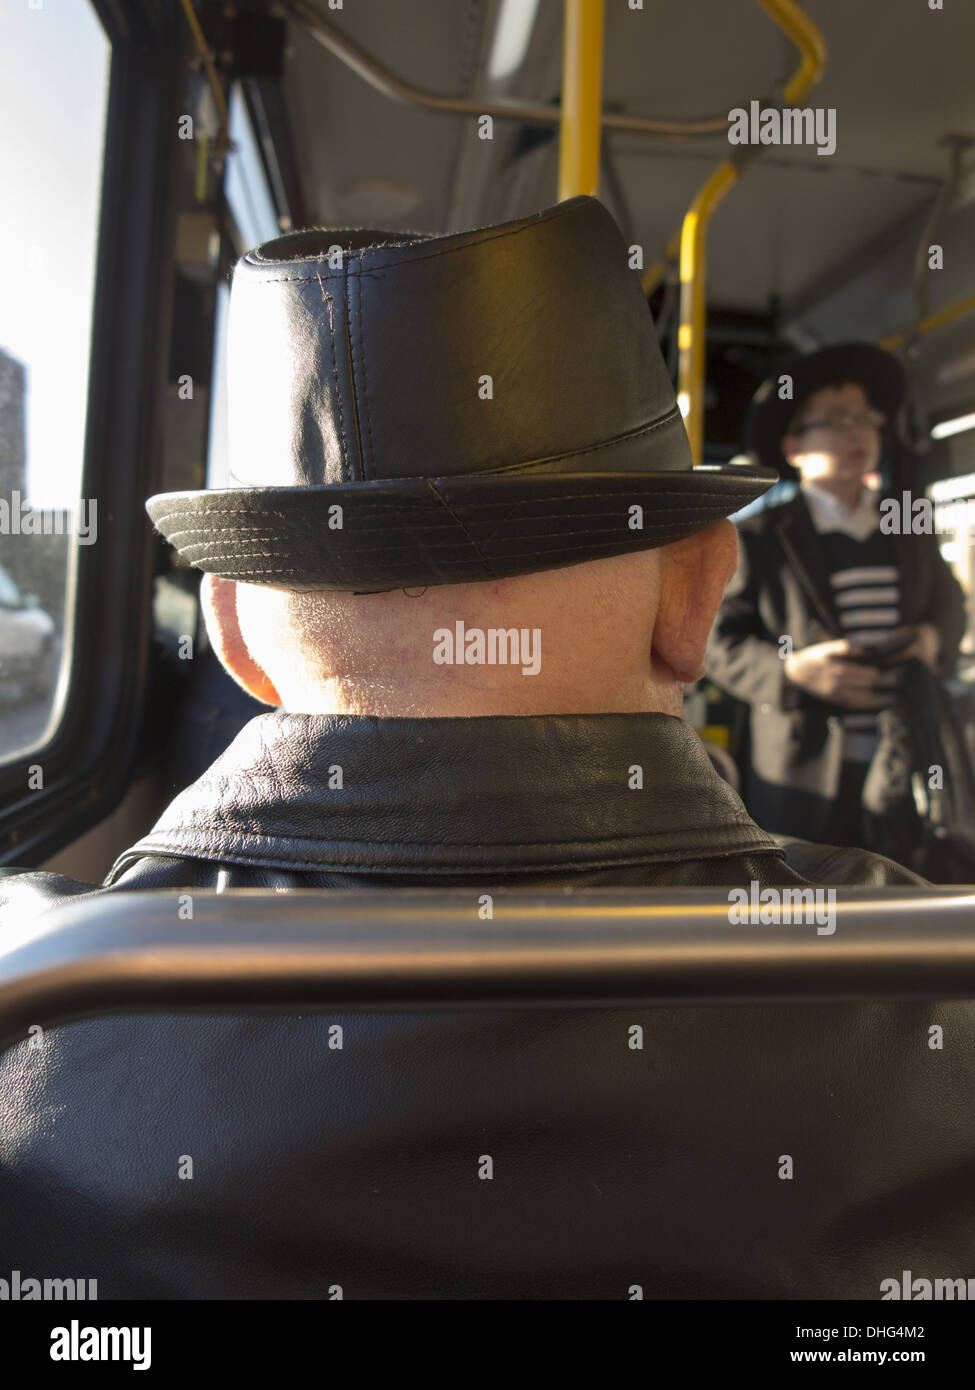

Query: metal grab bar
<box><xmin>283</xmin><ymin>0</ymin><xmax>734</xmax><ymax>139</ymax></box>
<box><xmin>2</xmin><ymin>887</ymin><xmax>975</xmax><ymax>1053</ymax></box>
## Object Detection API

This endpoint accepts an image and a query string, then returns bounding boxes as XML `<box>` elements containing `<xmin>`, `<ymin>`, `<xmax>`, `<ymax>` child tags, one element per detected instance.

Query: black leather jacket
<box><xmin>2</xmin><ymin>711</ymin><xmax>972</xmax><ymax>1299</ymax></box>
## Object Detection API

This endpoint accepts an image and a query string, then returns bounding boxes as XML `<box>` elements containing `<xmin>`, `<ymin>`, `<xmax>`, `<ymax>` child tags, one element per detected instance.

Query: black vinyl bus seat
<box><xmin>1</xmin><ymin>887</ymin><xmax>975</xmax><ymax>1300</ymax></box>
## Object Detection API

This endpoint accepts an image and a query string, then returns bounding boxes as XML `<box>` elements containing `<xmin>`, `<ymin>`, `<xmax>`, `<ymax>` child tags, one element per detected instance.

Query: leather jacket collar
<box><xmin>109</xmin><ymin>711</ymin><xmax>782</xmax><ymax>881</ymax></box>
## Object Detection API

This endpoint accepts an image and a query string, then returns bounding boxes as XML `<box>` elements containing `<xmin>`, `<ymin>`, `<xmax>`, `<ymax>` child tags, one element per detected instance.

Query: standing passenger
<box><xmin>707</xmin><ymin>343</ymin><xmax>966</xmax><ymax>847</ymax></box>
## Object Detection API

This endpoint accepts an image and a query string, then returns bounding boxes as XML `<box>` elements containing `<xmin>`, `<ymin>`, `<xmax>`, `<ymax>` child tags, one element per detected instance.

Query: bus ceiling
<box><xmin>270</xmin><ymin>0</ymin><xmax>829</xmax><ymax>465</ymax></box>
<box><xmin>176</xmin><ymin>0</ymin><xmax>975</xmax><ymax>464</ymax></box>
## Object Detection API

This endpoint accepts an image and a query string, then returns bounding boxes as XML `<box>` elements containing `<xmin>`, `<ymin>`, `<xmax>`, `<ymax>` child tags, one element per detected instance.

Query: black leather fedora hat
<box><xmin>745</xmin><ymin>342</ymin><xmax>906</xmax><ymax>478</ymax></box>
<box><xmin>147</xmin><ymin>196</ymin><xmax>776</xmax><ymax>593</ymax></box>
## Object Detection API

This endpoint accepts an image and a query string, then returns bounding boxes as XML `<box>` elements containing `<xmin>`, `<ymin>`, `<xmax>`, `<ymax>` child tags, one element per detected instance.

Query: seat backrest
<box><xmin>2</xmin><ymin>887</ymin><xmax>974</xmax><ymax>1298</ymax></box>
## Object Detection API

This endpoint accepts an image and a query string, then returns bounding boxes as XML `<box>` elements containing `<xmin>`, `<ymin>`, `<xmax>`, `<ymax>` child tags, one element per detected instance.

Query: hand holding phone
<box><xmin>845</xmin><ymin>626</ymin><xmax>919</xmax><ymax>668</ymax></box>
<box><xmin>785</xmin><ymin>639</ymin><xmax>889</xmax><ymax>708</ymax></box>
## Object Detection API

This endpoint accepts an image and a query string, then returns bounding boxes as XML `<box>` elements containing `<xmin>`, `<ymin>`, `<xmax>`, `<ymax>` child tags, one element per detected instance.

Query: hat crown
<box><xmin>225</xmin><ymin>196</ymin><xmax>689</xmax><ymax>489</ymax></box>
<box><xmin>147</xmin><ymin>197</ymin><xmax>776</xmax><ymax>594</ymax></box>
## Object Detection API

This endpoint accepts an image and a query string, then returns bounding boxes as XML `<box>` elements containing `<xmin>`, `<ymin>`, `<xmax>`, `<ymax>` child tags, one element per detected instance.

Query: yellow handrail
<box><xmin>558</xmin><ymin>0</ymin><xmax>605</xmax><ymax>201</ymax></box>
<box><xmin>675</xmin><ymin>165</ymin><xmax>738</xmax><ymax>453</ymax></box>
<box><xmin>641</xmin><ymin>231</ymin><xmax>681</xmax><ymax>300</ymax></box>
<box><xmin>879</xmin><ymin>292</ymin><xmax>975</xmax><ymax>353</ymax></box>
<box><xmin>759</xmin><ymin>0</ymin><xmax>827</xmax><ymax>106</ymax></box>
<box><xmin>677</xmin><ymin>0</ymin><xmax>826</xmax><ymax>462</ymax></box>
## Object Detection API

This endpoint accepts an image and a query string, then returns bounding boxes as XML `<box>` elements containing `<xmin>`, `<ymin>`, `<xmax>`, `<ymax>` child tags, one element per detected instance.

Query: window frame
<box><xmin>0</xmin><ymin>1</ymin><xmax>183</xmax><ymax>866</ymax></box>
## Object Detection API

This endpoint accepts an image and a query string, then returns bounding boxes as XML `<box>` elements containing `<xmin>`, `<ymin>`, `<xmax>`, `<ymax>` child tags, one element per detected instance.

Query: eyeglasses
<box><xmin>791</xmin><ymin>410</ymin><xmax>886</xmax><ymax>434</ymax></box>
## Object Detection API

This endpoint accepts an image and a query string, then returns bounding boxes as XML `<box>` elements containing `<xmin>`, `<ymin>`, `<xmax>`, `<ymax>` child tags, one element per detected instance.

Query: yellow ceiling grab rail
<box><xmin>770</xmin><ymin>0</ymin><xmax>828</xmax><ymax>107</ymax></box>
<box><xmin>677</xmin><ymin>0</ymin><xmax>826</xmax><ymax>463</ymax></box>
<box><xmin>879</xmin><ymin>291</ymin><xmax>975</xmax><ymax>354</ymax></box>
<box><xmin>640</xmin><ymin>0</ymin><xmax>826</xmax><ymax>301</ymax></box>
<box><xmin>553</xmin><ymin>0</ymin><xmax>825</xmax><ymax>462</ymax></box>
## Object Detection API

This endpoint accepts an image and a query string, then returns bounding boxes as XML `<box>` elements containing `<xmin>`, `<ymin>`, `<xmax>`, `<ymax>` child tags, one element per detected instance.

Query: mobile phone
<box><xmin>846</xmin><ymin>628</ymin><xmax>918</xmax><ymax>667</ymax></box>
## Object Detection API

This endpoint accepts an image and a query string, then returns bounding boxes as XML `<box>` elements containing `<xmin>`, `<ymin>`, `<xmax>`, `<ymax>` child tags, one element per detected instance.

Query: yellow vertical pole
<box><xmin>558</xmin><ymin>0</ymin><xmax>605</xmax><ymax>201</ymax></box>
<box><xmin>676</xmin><ymin>0</ymin><xmax>826</xmax><ymax>463</ymax></box>
<box><xmin>677</xmin><ymin>164</ymin><xmax>738</xmax><ymax>464</ymax></box>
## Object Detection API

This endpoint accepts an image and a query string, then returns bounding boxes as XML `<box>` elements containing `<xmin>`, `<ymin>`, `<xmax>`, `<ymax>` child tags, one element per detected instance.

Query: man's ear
<box><xmin>200</xmin><ymin>574</ymin><xmax>282</xmax><ymax>706</ymax></box>
<box><xmin>651</xmin><ymin>521</ymin><xmax>738</xmax><ymax>683</ymax></box>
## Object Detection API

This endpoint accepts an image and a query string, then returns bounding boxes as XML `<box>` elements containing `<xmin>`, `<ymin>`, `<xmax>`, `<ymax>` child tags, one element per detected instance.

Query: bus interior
<box><xmin>1</xmin><ymin>0</ymin><xmax>975</xmax><ymax>1321</ymax></box>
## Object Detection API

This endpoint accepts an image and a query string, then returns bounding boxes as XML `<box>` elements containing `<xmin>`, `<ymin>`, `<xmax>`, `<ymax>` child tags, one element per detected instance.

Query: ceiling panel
<box><xmin>278</xmin><ymin>0</ymin><xmax>975</xmax><ymax>333</ymax></box>
<box><xmin>284</xmin><ymin>0</ymin><xmax>488</xmax><ymax>231</ymax></box>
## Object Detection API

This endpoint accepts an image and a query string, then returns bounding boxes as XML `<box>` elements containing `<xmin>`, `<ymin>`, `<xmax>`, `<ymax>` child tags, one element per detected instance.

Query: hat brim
<box><xmin>147</xmin><ymin>464</ymin><xmax>778</xmax><ymax>593</ymax></box>
<box><xmin>746</xmin><ymin>343</ymin><xmax>906</xmax><ymax>477</ymax></box>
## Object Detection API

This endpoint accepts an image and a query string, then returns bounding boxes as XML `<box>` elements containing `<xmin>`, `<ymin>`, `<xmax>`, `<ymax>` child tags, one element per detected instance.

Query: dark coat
<box><xmin>706</xmin><ymin>492</ymin><xmax>967</xmax><ymax>840</ymax></box>
<box><xmin>3</xmin><ymin>712</ymin><xmax>969</xmax><ymax>1301</ymax></box>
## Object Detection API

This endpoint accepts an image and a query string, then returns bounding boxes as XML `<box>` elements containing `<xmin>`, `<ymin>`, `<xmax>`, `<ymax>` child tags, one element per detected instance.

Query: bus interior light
<box><xmin>931</xmin><ymin>411</ymin><xmax>975</xmax><ymax>440</ymax></box>
<box><xmin>488</xmin><ymin>0</ymin><xmax>542</xmax><ymax>81</ymax></box>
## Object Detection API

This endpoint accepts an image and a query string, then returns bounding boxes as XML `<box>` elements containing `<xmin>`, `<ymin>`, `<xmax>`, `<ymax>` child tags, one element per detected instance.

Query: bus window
<box><xmin>0</xmin><ymin>0</ymin><xmax>110</xmax><ymax>764</ymax></box>
<box><xmin>206</xmin><ymin>81</ymin><xmax>283</xmax><ymax>491</ymax></box>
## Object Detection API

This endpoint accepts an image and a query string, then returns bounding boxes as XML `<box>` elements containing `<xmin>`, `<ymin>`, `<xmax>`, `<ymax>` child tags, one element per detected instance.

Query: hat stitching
<box><xmin>156</xmin><ymin>516</ymin><xmax>455</xmax><ymax>534</ymax></box>
<box><xmin>315</xmin><ymin>275</ymin><xmax>349</xmax><ymax>484</ymax></box>
<box><xmin>173</xmin><ymin>513</ymin><xmax>712</xmax><ymax>557</ymax></box>
<box><xmin>152</xmin><ymin>504</ymin><xmax>746</xmax><ymax>552</ymax></box>
<box><xmin>174</xmin><ymin>519</ymin><xmax>712</xmax><ymax>560</ymax></box>
<box><xmin>352</xmin><ymin>266</ymin><xmax>378</xmax><ymax>480</ymax></box>
<box><xmin>170</xmin><ymin>530</ymin><xmax>713</xmax><ymax>570</ymax></box>
<box><xmin>151</xmin><ymin>508</ymin><xmax>752</xmax><ymax>561</ymax></box>
<box><xmin>150</xmin><ymin>487</ymin><xmax>755</xmax><ymax>532</ymax></box>
<box><xmin>342</xmin><ymin>270</ymin><xmax>368</xmax><ymax>484</ymax></box>
<box><xmin>173</xmin><ymin>526</ymin><xmax>714</xmax><ymax>574</ymax></box>
<box><xmin>179</xmin><ymin>515</ymin><xmax>712</xmax><ymax>549</ymax></box>
<box><xmin>425</xmin><ymin>479</ymin><xmax>498</xmax><ymax>576</ymax></box>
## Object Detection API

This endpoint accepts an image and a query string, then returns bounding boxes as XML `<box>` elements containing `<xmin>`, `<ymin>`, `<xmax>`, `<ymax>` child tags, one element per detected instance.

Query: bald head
<box><xmin>202</xmin><ymin>522</ymin><xmax>738</xmax><ymax>718</ymax></box>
